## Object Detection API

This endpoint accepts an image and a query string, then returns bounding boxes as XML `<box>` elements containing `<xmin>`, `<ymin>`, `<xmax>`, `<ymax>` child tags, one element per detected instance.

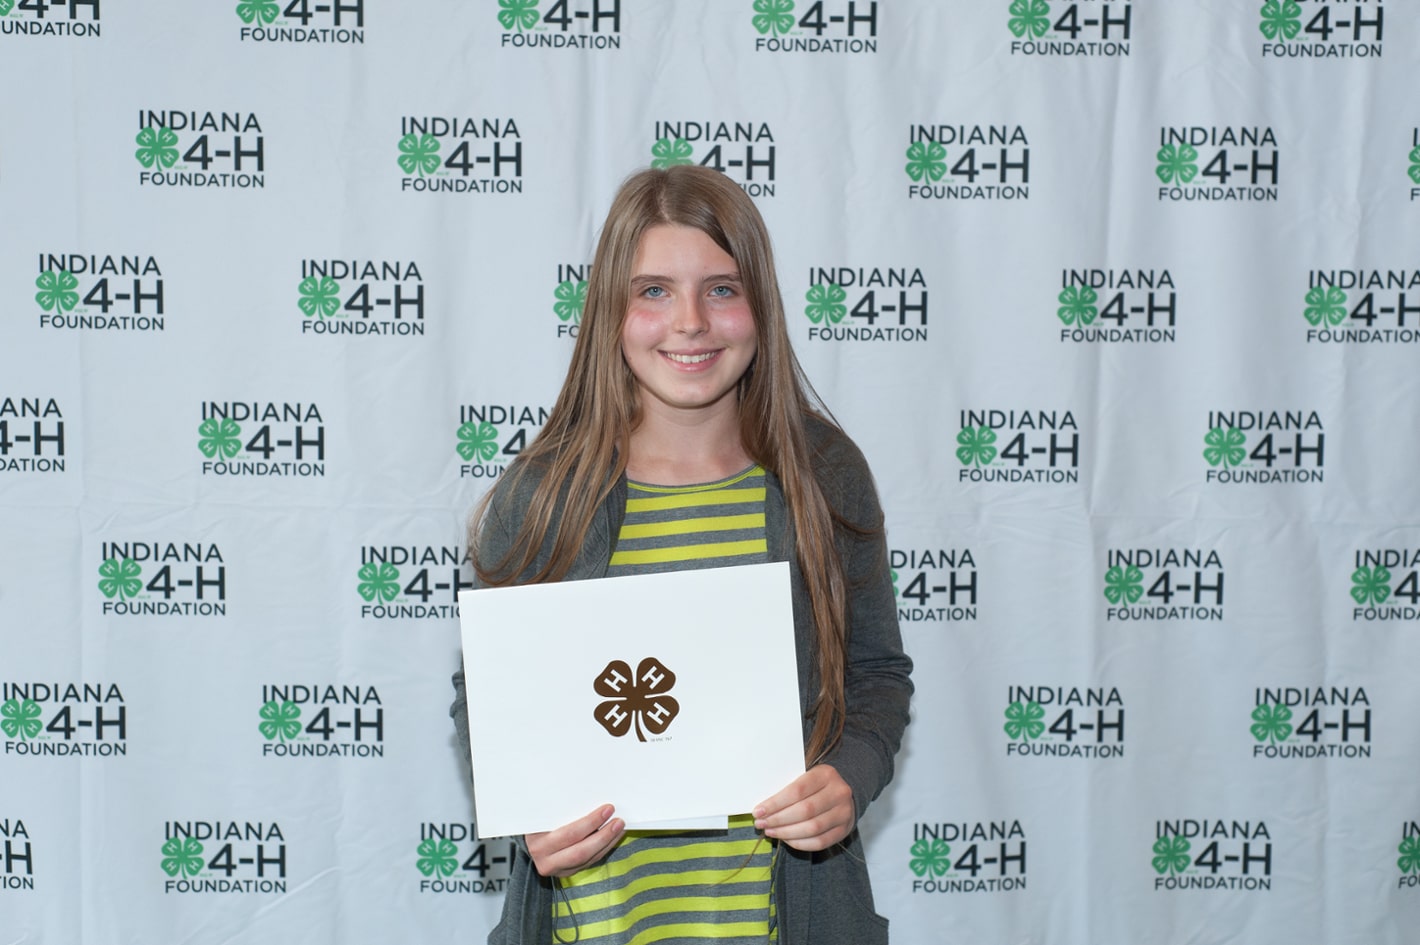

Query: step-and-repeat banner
<box><xmin>3</xmin><ymin>2</ymin><xmax>1418</xmax><ymax>943</ymax></box>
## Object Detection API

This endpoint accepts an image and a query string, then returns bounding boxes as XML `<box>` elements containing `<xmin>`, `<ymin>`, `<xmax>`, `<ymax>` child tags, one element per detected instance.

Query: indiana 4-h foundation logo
<box><xmin>594</xmin><ymin>658</ymin><xmax>679</xmax><ymax>742</ymax></box>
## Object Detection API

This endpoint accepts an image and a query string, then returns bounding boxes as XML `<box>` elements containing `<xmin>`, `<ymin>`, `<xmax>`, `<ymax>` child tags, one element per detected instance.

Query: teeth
<box><xmin>666</xmin><ymin>352</ymin><xmax>715</xmax><ymax>364</ymax></box>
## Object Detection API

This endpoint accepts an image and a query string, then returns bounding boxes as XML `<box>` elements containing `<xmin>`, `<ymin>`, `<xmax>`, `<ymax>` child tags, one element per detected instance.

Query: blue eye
<box><xmin>710</xmin><ymin>285</ymin><xmax>733</xmax><ymax>297</ymax></box>
<box><xmin>643</xmin><ymin>285</ymin><xmax>665</xmax><ymax>298</ymax></box>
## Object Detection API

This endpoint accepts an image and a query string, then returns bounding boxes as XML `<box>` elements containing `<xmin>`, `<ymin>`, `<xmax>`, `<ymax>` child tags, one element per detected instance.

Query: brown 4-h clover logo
<box><xmin>594</xmin><ymin>658</ymin><xmax>679</xmax><ymax>742</ymax></box>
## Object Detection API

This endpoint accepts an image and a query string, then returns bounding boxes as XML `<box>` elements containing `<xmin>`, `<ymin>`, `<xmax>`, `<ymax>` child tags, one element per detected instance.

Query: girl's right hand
<box><xmin>525</xmin><ymin>805</ymin><xmax>625</xmax><ymax>877</ymax></box>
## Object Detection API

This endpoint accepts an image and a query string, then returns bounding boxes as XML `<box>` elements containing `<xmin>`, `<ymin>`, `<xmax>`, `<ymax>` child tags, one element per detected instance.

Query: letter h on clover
<box><xmin>594</xmin><ymin>658</ymin><xmax>679</xmax><ymax>742</ymax></box>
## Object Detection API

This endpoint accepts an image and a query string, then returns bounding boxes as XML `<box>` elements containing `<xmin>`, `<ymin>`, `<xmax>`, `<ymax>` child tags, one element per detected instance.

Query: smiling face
<box><xmin>620</xmin><ymin>224</ymin><xmax>759</xmax><ymax>423</ymax></box>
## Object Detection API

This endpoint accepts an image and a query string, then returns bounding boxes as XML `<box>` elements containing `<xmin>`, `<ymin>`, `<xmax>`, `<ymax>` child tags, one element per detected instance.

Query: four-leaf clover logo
<box><xmin>1008</xmin><ymin>0</ymin><xmax>1051</xmax><ymax>39</ymax></box>
<box><xmin>1399</xmin><ymin>836</ymin><xmax>1420</xmax><ymax>875</ymax></box>
<box><xmin>35</xmin><ymin>270</ymin><xmax>80</xmax><ymax>313</ymax></box>
<box><xmin>1</xmin><ymin>699</ymin><xmax>43</xmax><ymax>740</ymax></box>
<box><xmin>498</xmin><ymin>0</ymin><xmax>540</xmax><ymax>32</ymax></box>
<box><xmin>1250</xmin><ymin>703</ymin><xmax>1293</xmax><ymax>744</ymax></box>
<box><xmin>235</xmin><ymin>0</ymin><xmax>280</xmax><ymax>25</ymax></box>
<box><xmin>1003</xmin><ymin>700</ymin><xmax>1045</xmax><ymax>741</ymax></box>
<box><xmin>804</xmin><ymin>283</ymin><xmax>847</xmax><ymax>325</ymax></box>
<box><xmin>98</xmin><ymin>557</ymin><xmax>144</xmax><ymax>601</ymax></box>
<box><xmin>259</xmin><ymin>700</ymin><xmax>302</xmax><ymax>742</ymax></box>
<box><xmin>161</xmin><ymin>837</ymin><xmax>206</xmax><ymax>878</ymax></box>
<box><xmin>417</xmin><ymin>838</ymin><xmax>460</xmax><ymax>878</ymax></box>
<box><xmin>1155</xmin><ymin>143</ymin><xmax>1199</xmax><ymax>185</ymax></box>
<box><xmin>1203</xmin><ymin>426</ymin><xmax>1247</xmax><ymax>468</ymax></box>
<box><xmin>299</xmin><ymin>276</ymin><xmax>343</xmax><ymax>319</ymax></box>
<box><xmin>594</xmin><ymin>657</ymin><xmax>680</xmax><ymax>742</ymax></box>
<box><xmin>1259</xmin><ymin>0</ymin><xmax>1302</xmax><ymax>41</ymax></box>
<box><xmin>909</xmin><ymin>838</ymin><xmax>951</xmax><ymax>878</ymax></box>
<box><xmin>554</xmin><ymin>279</ymin><xmax>588</xmax><ymax>324</ymax></box>
<box><xmin>752</xmin><ymin>0</ymin><xmax>795</xmax><ymax>37</ymax></box>
<box><xmin>1152</xmin><ymin>835</ymin><xmax>1191</xmax><ymax>875</ymax></box>
<box><xmin>0</xmin><ymin>0</ymin><xmax>14</xmax><ymax>15</ymax></box>
<box><xmin>1303</xmin><ymin>286</ymin><xmax>1347</xmax><ymax>327</ymax></box>
<box><xmin>956</xmin><ymin>426</ymin><xmax>997</xmax><ymax>467</ymax></box>
<box><xmin>135</xmin><ymin>126</ymin><xmax>180</xmax><ymax>170</ymax></box>
<box><xmin>650</xmin><ymin>137</ymin><xmax>694</xmax><ymax>169</ymax></box>
<box><xmin>1409</xmin><ymin>147</ymin><xmax>1420</xmax><ymax>186</ymax></box>
<box><xmin>358</xmin><ymin>561</ymin><xmax>401</xmax><ymax>604</ymax></box>
<box><xmin>1350</xmin><ymin>566</ymin><xmax>1391</xmax><ymax>606</ymax></box>
<box><xmin>397</xmin><ymin>133</ymin><xmax>441</xmax><ymax>177</ymax></box>
<box><xmin>198</xmin><ymin>417</ymin><xmax>244</xmax><ymax>460</ymax></box>
<box><xmin>457</xmin><ymin>421</ymin><xmax>500</xmax><ymax>462</ymax></box>
<box><xmin>905</xmin><ymin>140</ymin><xmax>947</xmax><ymax>184</ymax></box>
<box><xmin>1057</xmin><ymin>286</ymin><xmax>1098</xmax><ymax>326</ymax></box>
<box><xmin>1103</xmin><ymin>565</ymin><xmax>1144</xmax><ymax>605</ymax></box>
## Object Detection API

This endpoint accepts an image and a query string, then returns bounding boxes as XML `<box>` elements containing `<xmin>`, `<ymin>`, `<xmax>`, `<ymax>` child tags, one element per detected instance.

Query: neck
<box><xmin>626</xmin><ymin>400</ymin><xmax>751</xmax><ymax>485</ymax></box>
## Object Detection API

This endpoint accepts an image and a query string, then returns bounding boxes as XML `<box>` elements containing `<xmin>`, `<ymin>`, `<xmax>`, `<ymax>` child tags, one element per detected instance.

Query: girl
<box><xmin>452</xmin><ymin>165</ymin><xmax>912</xmax><ymax>944</ymax></box>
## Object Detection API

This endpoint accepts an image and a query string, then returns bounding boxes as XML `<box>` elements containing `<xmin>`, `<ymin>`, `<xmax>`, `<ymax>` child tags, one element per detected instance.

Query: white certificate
<box><xmin>457</xmin><ymin>561</ymin><xmax>806</xmax><ymax>839</ymax></box>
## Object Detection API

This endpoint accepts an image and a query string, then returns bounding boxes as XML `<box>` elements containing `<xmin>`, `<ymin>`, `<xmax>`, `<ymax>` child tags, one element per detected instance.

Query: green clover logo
<box><xmin>1250</xmin><ymin>703</ymin><xmax>1293</xmax><ymax>744</ymax></box>
<box><xmin>98</xmin><ymin>557</ymin><xmax>144</xmax><ymax>601</ymax></box>
<box><xmin>1399</xmin><ymin>836</ymin><xmax>1420</xmax><ymax>875</ymax></box>
<box><xmin>457</xmin><ymin>421</ymin><xmax>500</xmax><ymax>462</ymax></box>
<box><xmin>135</xmin><ymin>126</ymin><xmax>180</xmax><ymax>170</ymax></box>
<box><xmin>804</xmin><ymin>283</ymin><xmax>847</xmax><ymax>325</ymax></box>
<box><xmin>1350</xmin><ymin>566</ymin><xmax>1392</xmax><ymax>606</ymax></box>
<box><xmin>905</xmin><ymin>140</ymin><xmax>947</xmax><ymax>184</ymax></box>
<box><xmin>650</xmin><ymin>137</ymin><xmax>694</xmax><ymax>169</ymax></box>
<box><xmin>956</xmin><ymin>426</ymin><xmax>997</xmax><ymax>467</ymax></box>
<box><xmin>298</xmin><ymin>276</ymin><xmax>343</xmax><ymax>318</ymax></box>
<box><xmin>1408</xmin><ymin>146</ymin><xmax>1420</xmax><ymax>186</ymax></box>
<box><xmin>1</xmin><ymin>699</ymin><xmax>43</xmax><ymax>740</ymax></box>
<box><xmin>235</xmin><ymin>0</ymin><xmax>279</xmax><ymax>25</ymax></box>
<box><xmin>1303</xmin><ymin>286</ymin><xmax>1347</xmax><ymax>327</ymax></box>
<box><xmin>909</xmin><ymin>838</ymin><xmax>951</xmax><ymax>878</ymax></box>
<box><xmin>397</xmin><ymin>133</ymin><xmax>441</xmax><ymax>177</ymax></box>
<box><xmin>1057</xmin><ymin>286</ymin><xmax>1098</xmax><ymax>326</ymax></box>
<box><xmin>1003</xmin><ymin>701</ymin><xmax>1045</xmax><ymax>741</ymax></box>
<box><xmin>35</xmin><ymin>270</ymin><xmax>80</xmax><ymax>313</ymax></box>
<box><xmin>890</xmin><ymin>569</ymin><xmax>899</xmax><ymax>598</ymax></box>
<box><xmin>1152</xmin><ymin>836</ymin><xmax>1191</xmax><ymax>876</ymax></box>
<box><xmin>161</xmin><ymin>837</ymin><xmax>205</xmax><ymax>878</ymax></box>
<box><xmin>417</xmin><ymin>838</ymin><xmax>460</xmax><ymax>878</ymax></box>
<box><xmin>554</xmin><ymin>279</ymin><xmax>588</xmax><ymax>324</ymax></box>
<box><xmin>198</xmin><ymin>417</ymin><xmax>244</xmax><ymax>460</ymax></box>
<box><xmin>752</xmin><ymin>0</ymin><xmax>795</xmax><ymax>36</ymax></box>
<box><xmin>1008</xmin><ymin>0</ymin><xmax>1051</xmax><ymax>39</ymax></box>
<box><xmin>1155</xmin><ymin>143</ymin><xmax>1199</xmax><ymax>185</ymax></box>
<box><xmin>1259</xmin><ymin>0</ymin><xmax>1302</xmax><ymax>41</ymax></box>
<box><xmin>1203</xmin><ymin>426</ymin><xmax>1247</xmax><ymax>468</ymax></box>
<box><xmin>498</xmin><ymin>0</ymin><xmax>540</xmax><ymax>31</ymax></box>
<box><xmin>258</xmin><ymin>700</ymin><xmax>302</xmax><ymax>742</ymax></box>
<box><xmin>1103</xmin><ymin>565</ymin><xmax>1144</xmax><ymax>606</ymax></box>
<box><xmin>358</xmin><ymin>561</ymin><xmax>401</xmax><ymax>604</ymax></box>
<box><xmin>0</xmin><ymin>0</ymin><xmax>14</xmax><ymax>15</ymax></box>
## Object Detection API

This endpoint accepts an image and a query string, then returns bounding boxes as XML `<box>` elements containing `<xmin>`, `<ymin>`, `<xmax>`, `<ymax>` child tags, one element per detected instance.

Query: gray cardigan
<box><xmin>451</xmin><ymin>419</ymin><xmax>913</xmax><ymax>944</ymax></box>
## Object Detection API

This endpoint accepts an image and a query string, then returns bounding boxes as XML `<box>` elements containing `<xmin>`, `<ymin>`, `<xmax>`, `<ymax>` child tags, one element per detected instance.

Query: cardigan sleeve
<box><xmin>814</xmin><ymin>429</ymin><xmax>914</xmax><ymax>820</ymax></box>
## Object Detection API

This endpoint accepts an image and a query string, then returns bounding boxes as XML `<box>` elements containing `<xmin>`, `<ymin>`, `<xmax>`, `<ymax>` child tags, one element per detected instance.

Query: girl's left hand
<box><xmin>752</xmin><ymin>764</ymin><xmax>855</xmax><ymax>851</ymax></box>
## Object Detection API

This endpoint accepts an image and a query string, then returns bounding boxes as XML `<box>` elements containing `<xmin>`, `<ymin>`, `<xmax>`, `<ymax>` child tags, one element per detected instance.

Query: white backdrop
<box><xmin>3</xmin><ymin>2</ymin><xmax>1419</xmax><ymax>943</ymax></box>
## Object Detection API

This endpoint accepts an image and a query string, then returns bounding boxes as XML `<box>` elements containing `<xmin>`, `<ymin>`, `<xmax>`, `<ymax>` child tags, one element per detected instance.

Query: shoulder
<box><xmin>804</xmin><ymin>413</ymin><xmax>873</xmax><ymax>487</ymax></box>
<box><xmin>801</xmin><ymin>413</ymin><xmax>881</xmax><ymax>526</ymax></box>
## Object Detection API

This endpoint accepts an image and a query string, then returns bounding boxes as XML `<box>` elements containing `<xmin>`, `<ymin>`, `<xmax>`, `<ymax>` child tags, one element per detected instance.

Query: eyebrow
<box><xmin>629</xmin><ymin>272</ymin><xmax>743</xmax><ymax>287</ymax></box>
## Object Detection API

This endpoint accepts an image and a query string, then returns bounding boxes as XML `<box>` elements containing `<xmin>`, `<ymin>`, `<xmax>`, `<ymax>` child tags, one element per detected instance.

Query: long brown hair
<box><xmin>471</xmin><ymin>165</ymin><xmax>857</xmax><ymax>764</ymax></box>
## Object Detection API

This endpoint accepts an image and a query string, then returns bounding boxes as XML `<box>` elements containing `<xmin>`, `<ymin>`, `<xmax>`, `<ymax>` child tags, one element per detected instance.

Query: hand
<box><xmin>753</xmin><ymin>765</ymin><xmax>855</xmax><ymax>852</ymax></box>
<box><xmin>524</xmin><ymin>805</ymin><xmax>625</xmax><ymax>877</ymax></box>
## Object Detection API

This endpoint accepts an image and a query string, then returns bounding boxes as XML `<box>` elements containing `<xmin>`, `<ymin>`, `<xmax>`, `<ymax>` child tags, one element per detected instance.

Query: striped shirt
<box><xmin>555</xmin><ymin>465</ymin><xmax>774</xmax><ymax>944</ymax></box>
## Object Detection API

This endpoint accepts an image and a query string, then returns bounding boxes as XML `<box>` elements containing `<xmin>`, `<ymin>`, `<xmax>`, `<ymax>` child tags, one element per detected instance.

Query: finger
<box><xmin>753</xmin><ymin>768</ymin><xmax>829</xmax><ymax>822</ymax></box>
<box><xmin>527</xmin><ymin>805</ymin><xmax>624</xmax><ymax>876</ymax></box>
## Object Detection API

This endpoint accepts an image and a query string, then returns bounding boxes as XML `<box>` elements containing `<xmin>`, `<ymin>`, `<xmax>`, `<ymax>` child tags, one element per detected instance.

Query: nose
<box><xmin>671</xmin><ymin>295</ymin><xmax>708</xmax><ymax>335</ymax></box>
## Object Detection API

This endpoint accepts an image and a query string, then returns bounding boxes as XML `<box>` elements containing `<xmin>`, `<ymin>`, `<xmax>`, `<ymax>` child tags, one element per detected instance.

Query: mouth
<box><xmin>662</xmin><ymin>351</ymin><xmax>719</xmax><ymax>364</ymax></box>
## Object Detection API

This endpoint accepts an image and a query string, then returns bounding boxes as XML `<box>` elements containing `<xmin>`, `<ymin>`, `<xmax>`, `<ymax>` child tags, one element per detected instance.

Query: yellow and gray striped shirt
<box><xmin>555</xmin><ymin>465</ymin><xmax>774</xmax><ymax>944</ymax></box>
